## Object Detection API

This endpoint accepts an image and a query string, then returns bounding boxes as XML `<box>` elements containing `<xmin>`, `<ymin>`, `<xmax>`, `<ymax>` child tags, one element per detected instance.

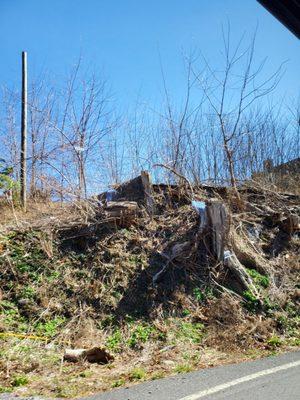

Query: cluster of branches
<box><xmin>0</xmin><ymin>32</ymin><xmax>299</xmax><ymax>201</ymax></box>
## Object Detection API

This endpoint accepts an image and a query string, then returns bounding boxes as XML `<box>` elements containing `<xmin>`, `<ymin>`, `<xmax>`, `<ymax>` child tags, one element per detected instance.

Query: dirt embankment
<box><xmin>0</xmin><ymin>180</ymin><xmax>299</xmax><ymax>397</ymax></box>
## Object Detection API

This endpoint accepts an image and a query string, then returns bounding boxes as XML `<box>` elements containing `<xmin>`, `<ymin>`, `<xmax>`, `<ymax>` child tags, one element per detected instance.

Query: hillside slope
<box><xmin>0</xmin><ymin>181</ymin><xmax>299</xmax><ymax>397</ymax></box>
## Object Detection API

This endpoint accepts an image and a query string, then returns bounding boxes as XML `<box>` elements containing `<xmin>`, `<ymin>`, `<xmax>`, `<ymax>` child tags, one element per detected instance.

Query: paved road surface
<box><xmin>84</xmin><ymin>351</ymin><xmax>300</xmax><ymax>400</ymax></box>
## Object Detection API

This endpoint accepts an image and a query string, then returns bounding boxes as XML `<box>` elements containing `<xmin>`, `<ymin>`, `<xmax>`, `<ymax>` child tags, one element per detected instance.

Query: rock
<box><xmin>162</xmin><ymin>360</ymin><xmax>175</xmax><ymax>366</ymax></box>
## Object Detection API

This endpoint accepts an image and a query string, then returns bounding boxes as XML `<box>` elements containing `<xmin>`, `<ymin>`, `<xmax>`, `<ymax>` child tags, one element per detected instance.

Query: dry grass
<box><xmin>1</xmin><ymin>317</ymin><xmax>297</xmax><ymax>398</ymax></box>
<box><xmin>0</xmin><ymin>200</ymin><xmax>79</xmax><ymax>233</ymax></box>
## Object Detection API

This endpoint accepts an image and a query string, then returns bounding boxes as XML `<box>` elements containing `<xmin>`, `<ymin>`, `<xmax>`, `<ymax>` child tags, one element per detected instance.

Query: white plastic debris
<box><xmin>224</xmin><ymin>250</ymin><xmax>233</xmax><ymax>261</ymax></box>
<box><xmin>192</xmin><ymin>200</ymin><xmax>207</xmax><ymax>231</ymax></box>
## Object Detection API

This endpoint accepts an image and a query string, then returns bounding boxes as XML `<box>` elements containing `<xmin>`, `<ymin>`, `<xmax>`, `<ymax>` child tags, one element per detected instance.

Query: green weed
<box><xmin>193</xmin><ymin>288</ymin><xmax>205</xmax><ymax>302</ymax></box>
<box><xmin>0</xmin><ymin>385</ymin><xmax>13</xmax><ymax>393</ymax></box>
<box><xmin>174</xmin><ymin>364</ymin><xmax>192</xmax><ymax>373</ymax></box>
<box><xmin>20</xmin><ymin>285</ymin><xmax>36</xmax><ymax>299</ymax></box>
<box><xmin>129</xmin><ymin>367</ymin><xmax>146</xmax><ymax>381</ymax></box>
<box><xmin>243</xmin><ymin>290</ymin><xmax>260</xmax><ymax>312</ymax></box>
<box><xmin>0</xmin><ymin>300</ymin><xmax>18</xmax><ymax>315</ymax></box>
<box><xmin>11</xmin><ymin>375</ymin><xmax>29</xmax><ymax>387</ymax></box>
<box><xmin>35</xmin><ymin>316</ymin><xmax>65</xmax><ymax>337</ymax></box>
<box><xmin>79</xmin><ymin>370</ymin><xmax>93</xmax><ymax>378</ymax></box>
<box><xmin>111</xmin><ymin>378</ymin><xmax>126</xmax><ymax>388</ymax></box>
<box><xmin>193</xmin><ymin>287</ymin><xmax>215</xmax><ymax>303</ymax></box>
<box><xmin>106</xmin><ymin>329</ymin><xmax>122</xmax><ymax>352</ymax></box>
<box><xmin>246</xmin><ymin>269</ymin><xmax>269</xmax><ymax>288</ymax></box>
<box><xmin>290</xmin><ymin>337</ymin><xmax>300</xmax><ymax>347</ymax></box>
<box><xmin>127</xmin><ymin>323</ymin><xmax>154</xmax><ymax>348</ymax></box>
<box><xmin>176</xmin><ymin>322</ymin><xmax>204</xmax><ymax>344</ymax></box>
<box><xmin>267</xmin><ymin>335</ymin><xmax>282</xmax><ymax>349</ymax></box>
<box><xmin>46</xmin><ymin>270</ymin><xmax>61</xmax><ymax>282</ymax></box>
<box><xmin>151</xmin><ymin>371</ymin><xmax>165</xmax><ymax>380</ymax></box>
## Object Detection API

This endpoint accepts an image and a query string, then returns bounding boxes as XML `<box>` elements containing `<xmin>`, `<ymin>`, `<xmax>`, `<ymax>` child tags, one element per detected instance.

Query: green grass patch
<box><xmin>175</xmin><ymin>321</ymin><xmax>205</xmax><ymax>344</ymax></box>
<box><xmin>127</xmin><ymin>323</ymin><xmax>155</xmax><ymax>349</ymax></box>
<box><xmin>106</xmin><ymin>329</ymin><xmax>123</xmax><ymax>352</ymax></box>
<box><xmin>34</xmin><ymin>316</ymin><xmax>66</xmax><ymax>337</ymax></box>
<box><xmin>246</xmin><ymin>268</ymin><xmax>269</xmax><ymax>288</ymax></box>
<box><xmin>267</xmin><ymin>335</ymin><xmax>282</xmax><ymax>349</ymax></box>
<box><xmin>111</xmin><ymin>378</ymin><xmax>126</xmax><ymax>388</ymax></box>
<box><xmin>174</xmin><ymin>363</ymin><xmax>193</xmax><ymax>373</ymax></box>
<box><xmin>129</xmin><ymin>367</ymin><xmax>146</xmax><ymax>381</ymax></box>
<box><xmin>11</xmin><ymin>375</ymin><xmax>29</xmax><ymax>387</ymax></box>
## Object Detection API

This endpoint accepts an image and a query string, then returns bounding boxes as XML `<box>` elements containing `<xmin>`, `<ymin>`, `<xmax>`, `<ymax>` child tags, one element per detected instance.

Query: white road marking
<box><xmin>179</xmin><ymin>359</ymin><xmax>300</xmax><ymax>400</ymax></box>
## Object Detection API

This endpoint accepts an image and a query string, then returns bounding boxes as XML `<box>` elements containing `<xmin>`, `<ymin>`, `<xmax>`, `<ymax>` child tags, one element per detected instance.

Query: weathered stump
<box><xmin>105</xmin><ymin>201</ymin><xmax>139</xmax><ymax>227</ymax></box>
<box><xmin>194</xmin><ymin>200</ymin><xmax>229</xmax><ymax>263</ymax></box>
<box><xmin>99</xmin><ymin>171</ymin><xmax>156</xmax><ymax>215</ymax></box>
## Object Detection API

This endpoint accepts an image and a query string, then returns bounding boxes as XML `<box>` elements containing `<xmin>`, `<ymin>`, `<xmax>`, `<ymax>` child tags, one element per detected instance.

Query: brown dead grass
<box><xmin>0</xmin><ymin>200</ymin><xmax>79</xmax><ymax>233</ymax></box>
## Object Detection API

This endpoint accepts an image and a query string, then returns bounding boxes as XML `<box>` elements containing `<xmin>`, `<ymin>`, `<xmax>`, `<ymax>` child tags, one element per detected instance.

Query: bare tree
<box><xmin>192</xmin><ymin>27</ymin><xmax>284</xmax><ymax>193</ymax></box>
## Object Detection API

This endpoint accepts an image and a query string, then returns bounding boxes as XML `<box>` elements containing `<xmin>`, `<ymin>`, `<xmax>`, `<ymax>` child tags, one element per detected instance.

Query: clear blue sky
<box><xmin>0</xmin><ymin>0</ymin><xmax>299</xmax><ymax>108</ymax></box>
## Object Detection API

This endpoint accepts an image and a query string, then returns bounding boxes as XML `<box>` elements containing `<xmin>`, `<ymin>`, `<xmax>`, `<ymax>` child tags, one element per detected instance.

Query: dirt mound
<box><xmin>0</xmin><ymin>180</ymin><xmax>299</xmax><ymax>397</ymax></box>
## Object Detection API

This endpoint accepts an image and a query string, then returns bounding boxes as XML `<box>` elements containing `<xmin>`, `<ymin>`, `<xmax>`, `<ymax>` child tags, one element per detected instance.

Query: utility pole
<box><xmin>20</xmin><ymin>51</ymin><xmax>27</xmax><ymax>211</ymax></box>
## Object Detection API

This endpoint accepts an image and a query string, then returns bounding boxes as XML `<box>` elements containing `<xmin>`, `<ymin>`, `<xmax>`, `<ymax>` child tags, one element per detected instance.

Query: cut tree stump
<box><xmin>99</xmin><ymin>171</ymin><xmax>156</xmax><ymax>215</ymax></box>
<box><xmin>200</xmin><ymin>200</ymin><xmax>229</xmax><ymax>262</ymax></box>
<box><xmin>105</xmin><ymin>201</ymin><xmax>139</xmax><ymax>227</ymax></box>
<box><xmin>141</xmin><ymin>170</ymin><xmax>156</xmax><ymax>215</ymax></box>
<box><xmin>194</xmin><ymin>200</ymin><xmax>261</xmax><ymax>301</ymax></box>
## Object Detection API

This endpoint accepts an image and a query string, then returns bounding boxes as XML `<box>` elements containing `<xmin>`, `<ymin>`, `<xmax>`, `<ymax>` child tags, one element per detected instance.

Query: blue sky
<box><xmin>0</xmin><ymin>0</ymin><xmax>299</xmax><ymax>108</ymax></box>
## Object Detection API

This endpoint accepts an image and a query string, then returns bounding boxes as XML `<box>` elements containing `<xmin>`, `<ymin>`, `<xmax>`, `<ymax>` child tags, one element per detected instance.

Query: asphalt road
<box><xmin>84</xmin><ymin>351</ymin><xmax>300</xmax><ymax>400</ymax></box>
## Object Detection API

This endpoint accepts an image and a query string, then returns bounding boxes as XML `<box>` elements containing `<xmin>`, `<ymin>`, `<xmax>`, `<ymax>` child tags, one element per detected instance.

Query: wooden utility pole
<box><xmin>20</xmin><ymin>51</ymin><xmax>27</xmax><ymax>210</ymax></box>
